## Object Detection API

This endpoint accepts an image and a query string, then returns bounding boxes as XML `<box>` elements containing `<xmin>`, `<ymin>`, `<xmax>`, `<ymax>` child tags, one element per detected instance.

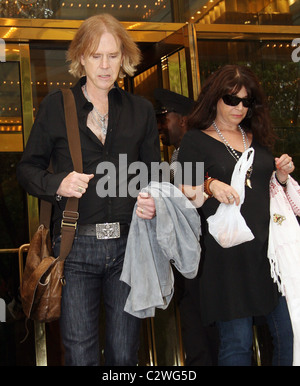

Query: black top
<box><xmin>178</xmin><ymin>129</ymin><xmax>279</xmax><ymax>325</ymax></box>
<box><xmin>17</xmin><ymin>77</ymin><xmax>161</xmax><ymax>227</ymax></box>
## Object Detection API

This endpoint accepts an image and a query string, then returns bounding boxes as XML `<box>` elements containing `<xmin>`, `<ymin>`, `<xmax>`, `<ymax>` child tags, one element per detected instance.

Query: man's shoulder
<box><xmin>40</xmin><ymin>88</ymin><xmax>63</xmax><ymax>105</ymax></box>
<box><xmin>119</xmin><ymin>88</ymin><xmax>153</xmax><ymax>109</ymax></box>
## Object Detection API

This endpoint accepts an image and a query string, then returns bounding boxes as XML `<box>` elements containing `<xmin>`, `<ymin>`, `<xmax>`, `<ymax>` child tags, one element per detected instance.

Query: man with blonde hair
<box><xmin>17</xmin><ymin>14</ymin><xmax>160</xmax><ymax>366</ymax></box>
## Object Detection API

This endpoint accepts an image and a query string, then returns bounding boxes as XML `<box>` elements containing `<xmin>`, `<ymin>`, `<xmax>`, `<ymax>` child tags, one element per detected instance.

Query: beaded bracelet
<box><xmin>204</xmin><ymin>177</ymin><xmax>216</xmax><ymax>197</ymax></box>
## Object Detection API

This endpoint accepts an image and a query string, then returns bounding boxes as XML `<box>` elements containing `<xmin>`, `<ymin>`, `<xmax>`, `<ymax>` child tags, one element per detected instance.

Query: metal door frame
<box><xmin>0</xmin><ymin>42</ymin><xmax>45</xmax><ymax>366</ymax></box>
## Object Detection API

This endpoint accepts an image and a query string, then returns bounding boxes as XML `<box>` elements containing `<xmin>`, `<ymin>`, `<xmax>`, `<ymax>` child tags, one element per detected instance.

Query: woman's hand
<box><xmin>179</xmin><ymin>184</ymin><xmax>205</xmax><ymax>208</ymax></box>
<box><xmin>56</xmin><ymin>171</ymin><xmax>94</xmax><ymax>198</ymax></box>
<box><xmin>136</xmin><ymin>192</ymin><xmax>156</xmax><ymax>219</ymax></box>
<box><xmin>275</xmin><ymin>154</ymin><xmax>295</xmax><ymax>183</ymax></box>
<box><xmin>210</xmin><ymin>179</ymin><xmax>240</xmax><ymax>205</ymax></box>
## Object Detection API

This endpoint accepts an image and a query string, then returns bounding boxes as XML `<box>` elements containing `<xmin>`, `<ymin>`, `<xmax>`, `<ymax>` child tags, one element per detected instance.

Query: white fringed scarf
<box><xmin>268</xmin><ymin>172</ymin><xmax>300</xmax><ymax>365</ymax></box>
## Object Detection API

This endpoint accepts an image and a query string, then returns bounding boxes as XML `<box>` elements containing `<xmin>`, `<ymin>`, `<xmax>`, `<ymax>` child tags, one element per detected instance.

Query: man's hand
<box><xmin>136</xmin><ymin>192</ymin><xmax>156</xmax><ymax>219</ymax></box>
<box><xmin>56</xmin><ymin>171</ymin><xmax>94</xmax><ymax>198</ymax></box>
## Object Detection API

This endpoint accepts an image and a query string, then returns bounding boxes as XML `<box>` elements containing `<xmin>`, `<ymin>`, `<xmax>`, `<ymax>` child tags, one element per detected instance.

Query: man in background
<box><xmin>154</xmin><ymin>88</ymin><xmax>192</xmax><ymax>183</ymax></box>
<box><xmin>154</xmin><ymin>88</ymin><xmax>218</xmax><ymax>366</ymax></box>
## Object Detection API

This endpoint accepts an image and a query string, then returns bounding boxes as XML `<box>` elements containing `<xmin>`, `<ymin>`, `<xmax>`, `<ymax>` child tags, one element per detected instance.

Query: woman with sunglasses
<box><xmin>177</xmin><ymin>64</ymin><xmax>295</xmax><ymax>366</ymax></box>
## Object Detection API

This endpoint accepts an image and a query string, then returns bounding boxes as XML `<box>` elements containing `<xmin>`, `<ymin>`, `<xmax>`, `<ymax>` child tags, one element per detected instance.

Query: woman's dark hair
<box><xmin>188</xmin><ymin>64</ymin><xmax>275</xmax><ymax>148</ymax></box>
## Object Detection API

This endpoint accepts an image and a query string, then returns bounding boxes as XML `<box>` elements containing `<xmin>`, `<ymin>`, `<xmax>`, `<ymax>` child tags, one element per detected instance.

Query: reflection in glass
<box><xmin>0</xmin><ymin>62</ymin><xmax>23</xmax><ymax>152</ymax></box>
<box><xmin>0</xmin><ymin>1</ymin><xmax>298</xmax><ymax>25</ymax></box>
<box><xmin>30</xmin><ymin>45</ymin><xmax>73</xmax><ymax>114</ymax></box>
<box><xmin>197</xmin><ymin>38</ymin><xmax>300</xmax><ymax>181</ymax></box>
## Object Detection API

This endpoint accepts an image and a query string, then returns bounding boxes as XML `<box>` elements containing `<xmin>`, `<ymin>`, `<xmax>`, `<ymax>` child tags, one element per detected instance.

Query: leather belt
<box><xmin>79</xmin><ymin>222</ymin><xmax>130</xmax><ymax>239</ymax></box>
<box><xmin>54</xmin><ymin>222</ymin><xmax>130</xmax><ymax>239</ymax></box>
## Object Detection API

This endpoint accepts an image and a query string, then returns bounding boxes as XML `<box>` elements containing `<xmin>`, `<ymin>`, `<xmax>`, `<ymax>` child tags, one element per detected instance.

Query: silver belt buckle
<box><xmin>96</xmin><ymin>222</ymin><xmax>120</xmax><ymax>239</ymax></box>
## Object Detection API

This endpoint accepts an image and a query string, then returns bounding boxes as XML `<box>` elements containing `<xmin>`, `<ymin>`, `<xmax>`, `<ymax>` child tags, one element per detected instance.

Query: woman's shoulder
<box><xmin>181</xmin><ymin>128</ymin><xmax>216</xmax><ymax>148</ymax></box>
<box><xmin>183</xmin><ymin>128</ymin><xmax>205</xmax><ymax>140</ymax></box>
<box><xmin>251</xmin><ymin>135</ymin><xmax>272</xmax><ymax>154</ymax></box>
<box><xmin>179</xmin><ymin>129</ymin><xmax>211</xmax><ymax>163</ymax></box>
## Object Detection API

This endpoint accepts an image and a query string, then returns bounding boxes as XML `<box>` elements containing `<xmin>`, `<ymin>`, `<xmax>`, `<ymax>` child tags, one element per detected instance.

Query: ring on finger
<box><xmin>140</xmin><ymin>207</ymin><xmax>144</xmax><ymax>214</ymax></box>
<box><xmin>77</xmin><ymin>186</ymin><xmax>84</xmax><ymax>194</ymax></box>
<box><xmin>227</xmin><ymin>194</ymin><xmax>234</xmax><ymax>200</ymax></box>
<box><xmin>288</xmin><ymin>161</ymin><xmax>293</xmax><ymax>169</ymax></box>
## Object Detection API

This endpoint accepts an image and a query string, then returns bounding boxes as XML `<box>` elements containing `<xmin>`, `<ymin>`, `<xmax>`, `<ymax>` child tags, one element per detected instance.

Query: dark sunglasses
<box><xmin>222</xmin><ymin>94</ymin><xmax>254</xmax><ymax>108</ymax></box>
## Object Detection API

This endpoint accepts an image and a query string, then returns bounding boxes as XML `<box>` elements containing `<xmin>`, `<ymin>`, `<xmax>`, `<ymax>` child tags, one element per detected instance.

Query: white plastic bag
<box><xmin>207</xmin><ymin>147</ymin><xmax>255</xmax><ymax>248</ymax></box>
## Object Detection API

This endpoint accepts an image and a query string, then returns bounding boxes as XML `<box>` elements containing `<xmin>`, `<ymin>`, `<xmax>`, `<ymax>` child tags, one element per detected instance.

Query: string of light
<box><xmin>0</xmin><ymin>0</ymin><xmax>166</xmax><ymax>20</ymax></box>
<box><xmin>60</xmin><ymin>0</ymin><xmax>166</xmax><ymax>19</ymax></box>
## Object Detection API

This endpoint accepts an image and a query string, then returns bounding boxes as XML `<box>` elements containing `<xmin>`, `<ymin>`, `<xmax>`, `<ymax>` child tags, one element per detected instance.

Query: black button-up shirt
<box><xmin>17</xmin><ymin>77</ymin><xmax>161</xmax><ymax>227</ymax></box>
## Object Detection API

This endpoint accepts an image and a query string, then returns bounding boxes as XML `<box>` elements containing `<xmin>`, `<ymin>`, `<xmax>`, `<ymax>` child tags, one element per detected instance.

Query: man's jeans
<box><xmin>216</xmin><ymin>296</ymin><xmax>293</xmax><ymax>366</ymax></box>
<box><xmin>53</xmin><ymin>234</ymin><xmax>141</xmax><ymax>366</ymax></box>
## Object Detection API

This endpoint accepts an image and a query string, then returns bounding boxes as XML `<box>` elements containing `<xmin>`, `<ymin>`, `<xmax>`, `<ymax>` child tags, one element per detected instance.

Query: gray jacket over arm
<box><xmin>120</xmin><ymin>182</ymin><xmax>201</xmax><ymax>318</ymax></box>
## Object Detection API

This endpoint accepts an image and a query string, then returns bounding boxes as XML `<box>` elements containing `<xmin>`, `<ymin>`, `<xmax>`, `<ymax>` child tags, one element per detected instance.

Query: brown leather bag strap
<box><xmin>59</xmin><ymin>88</ymin><xmax>82</xmax><ymax>260</ymax></box>
<box><xmin>39</xmin><ymin>88</ymin><xmax>82</xmax><ymax>260</ymax></box>
<box><xmin>61</xmin><ymin>88</ymin><xmax>83</xmax><ymax>174</ymax></box>
<box><xmin>39</xmin><ymin>200</ymin><xmax>52</xmax><ymax>229</ymax></box>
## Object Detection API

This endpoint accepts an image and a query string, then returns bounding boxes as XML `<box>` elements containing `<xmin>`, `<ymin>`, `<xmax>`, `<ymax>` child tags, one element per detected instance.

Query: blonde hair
<box><xmin>67</xmin><ymin>14</ymin><xmax>141</xmax><ymax>79</ymax></box>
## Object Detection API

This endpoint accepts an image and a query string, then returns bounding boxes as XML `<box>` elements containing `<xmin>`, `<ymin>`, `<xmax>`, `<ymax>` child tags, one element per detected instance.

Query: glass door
<box><xmin>0</xmin><ymin>25</ymin><xmax>200</xmax><ymax>366</ymax></box>
<box><xmin>0</xmin><ymin>43</ymin><xmax>38</xmax><ymax>365</ymax></box>
<box><xmin>132</xmin><ymin>24</ymin><xmax>200</xmax><ymax>366</ymax></box>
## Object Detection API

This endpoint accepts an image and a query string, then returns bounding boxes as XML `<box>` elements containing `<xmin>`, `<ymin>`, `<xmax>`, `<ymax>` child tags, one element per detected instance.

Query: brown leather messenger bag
<box><xmin>21</xmin><ymin>88</ymin><xmax>82</xmax><ymax>323</ymax></box>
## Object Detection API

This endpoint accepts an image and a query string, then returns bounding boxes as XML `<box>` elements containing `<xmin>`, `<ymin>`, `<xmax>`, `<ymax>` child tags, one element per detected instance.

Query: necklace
<box><xmin>213</xmin><ymin>121</ymin><xmax>253</xmax><ymax>188</ymax></box>
<box><xmin>83</xmin><ymin>84</ymin><xmax>108</xmax><ymax>135</ymax></box>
